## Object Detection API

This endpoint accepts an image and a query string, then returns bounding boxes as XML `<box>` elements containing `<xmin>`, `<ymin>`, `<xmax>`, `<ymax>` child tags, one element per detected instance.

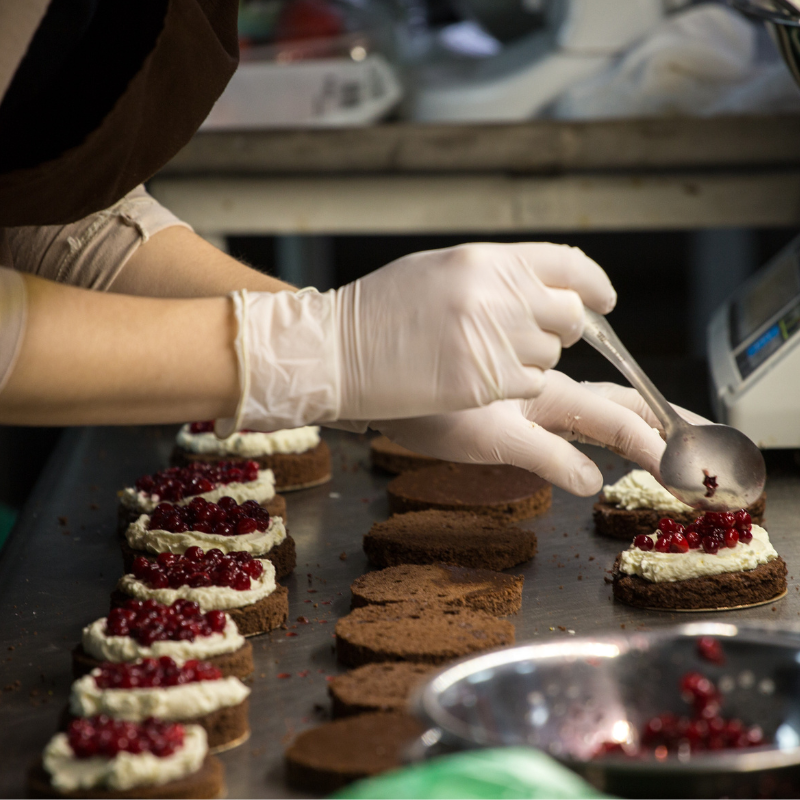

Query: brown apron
<box><xmin>0</xmin><ymin>0</ymin><xmax>238</xmax><ymax>226</ymax></box>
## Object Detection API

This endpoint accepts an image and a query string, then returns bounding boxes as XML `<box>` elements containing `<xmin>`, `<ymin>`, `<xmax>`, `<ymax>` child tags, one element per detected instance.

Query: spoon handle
<box><xmin>581</xmin><ymin>309</ymin><xmax>683</xmax><ymax>434</ymax></box>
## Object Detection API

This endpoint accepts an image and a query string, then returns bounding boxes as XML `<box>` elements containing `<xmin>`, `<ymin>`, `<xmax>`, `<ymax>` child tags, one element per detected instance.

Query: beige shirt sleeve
<box><xmin>4</xmin><ymin>184</ymin><xmax>192</xmax><ymax>290</ymax></box>
<box><xmin>0</xmin><ymin>184</ymin><xmax>191</xmax><ymax>392</ymax></box>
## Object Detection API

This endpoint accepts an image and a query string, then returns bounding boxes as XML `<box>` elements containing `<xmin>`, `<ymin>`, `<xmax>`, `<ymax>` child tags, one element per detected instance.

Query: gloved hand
<box><xmin>216</xmin><ymin>243</ymin><xmax>616</xmax><ymax>436</ymax></box>
<box><xmin>373</xmin><ymin>371</ymin><xmax>710</xmax><ymax>496</ymax></box>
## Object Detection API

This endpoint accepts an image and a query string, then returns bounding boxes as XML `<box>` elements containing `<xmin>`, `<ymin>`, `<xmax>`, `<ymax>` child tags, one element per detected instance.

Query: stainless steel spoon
<box><xmin>581</xmin><ymin>308</ymin><xmax>766</xmax><ymax>511</ymax></box>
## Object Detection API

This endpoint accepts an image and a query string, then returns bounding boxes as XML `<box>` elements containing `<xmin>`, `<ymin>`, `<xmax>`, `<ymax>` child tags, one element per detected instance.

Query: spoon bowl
<box><xmin>581</xmin><ymin>309</ymin><xmax>766</xmax><ymax>511</ymax></box>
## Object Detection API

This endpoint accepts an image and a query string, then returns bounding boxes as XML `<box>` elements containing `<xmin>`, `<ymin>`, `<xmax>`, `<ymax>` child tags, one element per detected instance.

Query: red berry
<box><xmin>739</xmin><ymin>528</ymin><xmax>753</xmax><ymax>544</ymax></box>
<box><xmin>697</xmin><ymin>636</ymin><xmax>725</xmax><ymax>664</ymax></box>
<box><xmin>723</xmin><ymin>528</ymin><xmax>739</xmax><ymax>548</ymax></box>
<box><xmin>685</xmin><ymin>530</ymin><xmax>702</xmax><ymax>549</ymax></box>
<box><xmin>734</xmin><ymin>509</ymin><xmax>752</xmax><ymax>530</ymax></box>
<box><xmin>207</xmin><ymin>610</ymin><xmax>227</xmax><ymax>632</ymax></box>
<box><xmin>184</xmin><ymin>546</ymin><xmax>204</xmax><ymax>562</ymax></box>
<box><xmin>218</xmin><ymin>496</ymin><xmax>237</xmax><ymax>511</ymax></box>
<box><xmin>670</xmin><ymin>532</ymin><xmax>689</xmax><ymax>553</ymax></box>
<box><xmin>189</xmin><ymin>421</ymin><xmax>215</xmax><ymax>434</ymax></box>
<box><xmin>658</xmin><ymin>518</ymin><xmax>683</xmax><ymax>535</ymax></box>
<box><xmin>634</xmin><ymin>534</ymin><xmax>654</xmax><ymax>551</ymax></box>
<box><xmin>236</xmin><ymin>517</ymin><xmax>258</xmax><ymax>535</ymax></box>
<box><xmin>655</xmin><ymin>535</ymin><xmax>672</xmax><ymax>553</ymax></box>
<box><xmin>233</xmin><ymin>572</ymin><xmax>252</xmax><ymax>591</ymax></box>
<box><xmin>702</xmin><ymin>536</ymin><xmax>720</xmax><ymax>554</ymax></box>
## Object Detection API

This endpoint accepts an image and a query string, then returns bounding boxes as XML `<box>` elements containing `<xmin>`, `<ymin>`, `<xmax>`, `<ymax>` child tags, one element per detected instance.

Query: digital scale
<box><xmin>709</xmin><ymin>233</ymin><xmax>800</xmax><ymax>448</ymax></box>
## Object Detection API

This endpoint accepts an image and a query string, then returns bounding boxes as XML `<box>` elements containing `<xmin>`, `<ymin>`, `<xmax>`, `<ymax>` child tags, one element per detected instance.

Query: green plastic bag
<box><xmin>333</xmin><ymin>748</ymin><xmax>612</xmax><ymax>800</ymax></box>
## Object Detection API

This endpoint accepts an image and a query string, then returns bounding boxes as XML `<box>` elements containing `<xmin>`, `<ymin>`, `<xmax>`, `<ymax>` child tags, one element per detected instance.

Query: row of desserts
<box><xmin>283</xmin><ymin>452</ymin><xmax>552</xmax><ymax>792</ymax></box>
<box><xmin>31</xmin><ymin>425</ymin><xmax>331</xmax><ymax>799</ymax></box>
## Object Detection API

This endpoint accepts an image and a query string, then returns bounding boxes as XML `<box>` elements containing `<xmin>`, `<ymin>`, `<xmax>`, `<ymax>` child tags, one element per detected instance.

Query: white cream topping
<box><xmin>70</xmin><ymin>672</ymin><xmax>250</xmax><ymax>722</ymax></box>
<box><xmin>118</xmin><ymin>469</ymin><xmax>276</xmax><ymax>513</ymax></box>
<box><xmin>177</xmin><ymin>424</ymin><xmax>320</xmax><ymax>457</ymax></box>
<box><xmin>82</xmin><ymin>616</ymin><xmax>244</xmax><ymax>664</ymax></box>
<box><xmin>43</xmin><ymin>725</ymin><xmax>207</xmax><ymax>792</ymax></box>
<box><xmin>125</xmin><ymin>513</ymin><xmax>286</xmax><ymax>557</ymax></box>
<box><xmin>603</xmin><ymin>469</ymin><xmax>694</xmax><ymax>515</ymax></box>
<box><xmin>117</xmin><ymin>559</ymin><xmax>276</xmax><ymax>610</ymax></box>
<box><xmin>619</xmin><ymin>524</ymin><xmax>778</xmax><ymax>583</ymax></box>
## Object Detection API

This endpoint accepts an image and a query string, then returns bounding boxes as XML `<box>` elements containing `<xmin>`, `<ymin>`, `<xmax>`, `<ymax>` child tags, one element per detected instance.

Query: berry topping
<box><xmin>595</xmin><ymin>669</ymin><xmax>768</xmax><ymax>759</ymax></box>
<box><xmin>130</xmin><ymin>551</ymin><xmax>263</xmax><ymax>593</ymax></box>
<box><xmin>104</xmin><ymin>599</ymin><xmax>228</xmax><ymax>645</ymax></box>
<box><xmin>134</xmin><ymin>461</ymin><xmax>261</xmax><ymax>502</ymax></box>
<box><xmin>68</xmin><ymin>716</ymin><xmax>184</xmax><ymax>759</ymax></box>
<box><xmin>94</xmin><ymin>657</ymin><xmax>222</xmax><ymax>689</ymax></box>
<box><xmin>634</xmin><ymin>509</ymin><xmax>754</xmax><ymax>555</ymax></box>
<box><xmin>147</xmin><ymin>495</ymin><xmax>270</xmax><ymax>535</ymax></box>
<box><xmin>187</xmin><ymin>421</ymin><xmax>261</xmax><ymax>435</ymax></box>
<box><xmin>697</xmin><ymin>636</ymin><xmax>725</xmax><ymax>664</ymax></box>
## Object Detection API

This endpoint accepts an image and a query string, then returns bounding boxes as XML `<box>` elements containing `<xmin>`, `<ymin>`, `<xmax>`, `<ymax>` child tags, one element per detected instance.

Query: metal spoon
<box><xmin>581</xmin><ymin>308</ymin><xmax>766</xmax><ymax>511</ymax></box>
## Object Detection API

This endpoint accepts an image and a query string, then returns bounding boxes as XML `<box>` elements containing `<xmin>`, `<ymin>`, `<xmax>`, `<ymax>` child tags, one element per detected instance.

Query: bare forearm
<box><xmin>0</xmin><ymin>274</ymin><xmax>240</xmax><ymax>426</ymax></box>
<box><xmin>109</xmin><ymin>226</ymin><xmax>294</xmax><ymax>297</ymax></box>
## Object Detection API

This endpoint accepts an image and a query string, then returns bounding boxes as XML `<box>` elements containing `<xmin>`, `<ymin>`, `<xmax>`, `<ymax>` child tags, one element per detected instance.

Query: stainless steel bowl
<box><xmin>409</xmin><ymin>623</ymin><xmax>800</xmax><ymax>798</ymax></box>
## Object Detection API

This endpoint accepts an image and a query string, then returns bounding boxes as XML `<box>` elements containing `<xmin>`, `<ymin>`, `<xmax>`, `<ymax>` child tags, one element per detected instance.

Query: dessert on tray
<box><xmin>73</xmin><ymin>600</ymin><xmax>254</xmax><ymax>681</ymax></box>
<box><xmin>28</xmin><ymin>718</ymin><xmax>223</xmax><ymax>799</ymax></box>
<box><xmin>328</xmin><ymin>663</ymin><xmax>436</xmax><ymax>718</ymax></box>
<box><xmin>111</xmin><ymin>552</ymin><xmax>288</xmax><ymax>637</ymax></box>
<box><xmin>285</xmin><ymin>711</ymin><xmax>425</xmax><ymax>794</ymax></box>
<box><xmin>364</xmin><ymin>509</ymin><xmax>538</xmax><ymax>571</ymax></box>
<box><xmin>335</xmin><ymin>599</ymin><xmax>515</xmax><ymax>667</ymax></box>
<box><xmin>369</xmin><ymin>435</ymin><xmax>443</xmax><ymax>474</ymax></box>
<box><xmin>350</xmin><ymin>563</ymin><xmax>523</xmax><ymax>616</ymax></box>
<box><xmin>171</xmin><ymin>422</ymin><xmax>331</xmax><ymax>491</ymax></box>
<box><xmin>67</xmin><ymin>658</ymin><xmax>250</xmax><ymax>752</ymax></box>
<box><xmin>612</xmin><ymin>509</ymin><xmax>787</xmax><ymax>610</ymax></box>
<box><xmin>387</xmin><ymin>463</ymin><xmax>551</xmax><ymax>521</ymax></box>
<box><xmin>594</xmin><ymin>469</ymin><xmax>766</xmax><ymax>540</ymax></box>
<box><xmin>121</xmin><ymin>495</ymin><xmax>296</xmax><ymax>580</ymax></box>
<box><xmin>118</xmin><ymin>460</ymin><xmax>286</xmax><ymax>533</ymax></box>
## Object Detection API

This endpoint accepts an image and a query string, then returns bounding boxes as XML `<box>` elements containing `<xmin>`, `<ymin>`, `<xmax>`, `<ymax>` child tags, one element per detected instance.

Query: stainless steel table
<box><xmin>2</xmin><ymin>426</ymin><xmax>800</xmax><ymax>798</ymax></box>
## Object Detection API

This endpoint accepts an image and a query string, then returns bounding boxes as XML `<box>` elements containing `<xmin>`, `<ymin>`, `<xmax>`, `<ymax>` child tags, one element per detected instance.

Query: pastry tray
<box><xmin>2</xmin><ymin>426</ymin><xmax>800</xmax><ymax>798</ymax></box>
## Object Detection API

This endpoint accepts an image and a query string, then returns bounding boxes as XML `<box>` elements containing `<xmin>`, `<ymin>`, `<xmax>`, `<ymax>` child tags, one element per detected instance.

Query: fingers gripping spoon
<box><xmin>581</xmin><ymin>309</ymin><xmax>766</xmax><ymax>511</ymax></box>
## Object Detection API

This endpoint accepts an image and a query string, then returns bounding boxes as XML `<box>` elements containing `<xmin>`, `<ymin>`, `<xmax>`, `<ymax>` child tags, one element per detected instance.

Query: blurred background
<box><xmin>2</xmin><ymin>0</ymin><xmax>799</xmax><ymax>547</ymax></box>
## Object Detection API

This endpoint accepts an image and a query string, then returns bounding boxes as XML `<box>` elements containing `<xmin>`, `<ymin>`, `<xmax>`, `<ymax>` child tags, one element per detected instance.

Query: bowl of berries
<box><xmin>410</xmin><ymin>624</ymin><xmax>800</xmax><ymax>798</ymax></box>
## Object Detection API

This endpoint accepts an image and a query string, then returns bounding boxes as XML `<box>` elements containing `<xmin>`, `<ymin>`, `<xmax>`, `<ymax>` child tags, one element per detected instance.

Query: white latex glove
<box><xmin>216</xmin><ymin>243</ymin><xmax>616</xmax><ymax>436</ymax></box>
<box><xmin>373</xmin><ymin>371</ymin><xmax>711</xmax><ymax>497</ymax></box>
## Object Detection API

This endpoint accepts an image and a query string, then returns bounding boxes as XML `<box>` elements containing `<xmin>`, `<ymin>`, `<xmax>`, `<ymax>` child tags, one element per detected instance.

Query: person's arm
<box><xmin>0</xmin><ymin>273</ymin><xmax>240</xmax><ymax>426</ymax></box>
<box><xmin>109</xmin><ymin>225</ymin><xmax>294</xmax><ymax>297</ymax></box>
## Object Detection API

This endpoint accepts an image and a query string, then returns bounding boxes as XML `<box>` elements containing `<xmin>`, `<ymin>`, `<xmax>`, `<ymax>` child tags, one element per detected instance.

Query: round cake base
<box><xmin>369</xmin><ymin>435</ymin><xmax>443</xmax><ymax>474</ymax></box>
<box><xmin>611</xmin><ymin>555</ymin><xmax>788</xmax><ymax>611</ymax></box>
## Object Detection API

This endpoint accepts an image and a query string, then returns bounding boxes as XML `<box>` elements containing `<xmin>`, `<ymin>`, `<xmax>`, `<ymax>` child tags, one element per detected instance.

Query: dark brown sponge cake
<box><xmin>370</xmin><ymin>435</ymin><xmax>443</xmax><ymax>474</ymax></box>
<box><xmin>110</xmin><ymin>585</ymin><xmax>289</xmax><ymax>638</ymax></box>
<box><xmin>71</xmin><ymin>640</ymin><xmax>255</xmax><ymax>681</ymax></box>
<box><xmin>285</xmin><ymin>712</ymin><xmax>425</xmax><ymax>794</ymax></box>
<box><xmin>594</xmin><ymin>491</ymin><xmax>766</xmax><ymax>540</ymax></box>
<box><xmin>117</xmin><ymin>493</ymin><xmax>288</xmax><ymax>535</ymax></box>
<box><xmin>27</xmin><ymin>754</ymin><xmax>224</xmax><ymax>799</ymax></box>
<box><xmin>350</xmin><ymin>563</ymin><xmax>523</xmax><ymax>616</ymax></box>
<box><xmin>328</xmin><ymin>663</ymin><xmax>436</xmax><ymax>718</ymax></box>
<box><xmin>171</xmin><ymin>440</ymin><xmax>331</xmax><ymax>491</ymax></box>
<box><xmin>364</xmin><ymin>510</ymin><xmax>537</xmax><ymax>571</ymax></box>
<box><xmin>335</xmin><ymin>600</ymin><xmax>515</xmax><ymax>667</ymax></box>
<box><xmin>612</xmin><ymin>554</ymin><xmax>787</xmax><ymax>610</ymax></box>
<box><xmin>387</xmin><ymin>463</ymin><xmax>551</xmax><ymax>521</ymax></box>
<box><xmin>119</xmin><ymin>533</ymin><xmax>297</xmax><ymax>581</ymax></box>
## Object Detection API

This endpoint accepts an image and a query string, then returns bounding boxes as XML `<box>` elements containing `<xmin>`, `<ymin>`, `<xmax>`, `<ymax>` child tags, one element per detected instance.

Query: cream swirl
<box><xmin>117</xmin><ymin>559</ymin><xmax>276</xmax><ymax>610</ymax></box>
<box><xmin>125</xmin><ymin>513</ymin><xmax>285</xmax><ymax>556</ymax></box>
<box><xmin>43</xmin><ymin>725</ymin><xmax>207</xmax><ymax>792</ymax></box>
<box><xmin>82</xmin><ymin>616</ymin><xmax>244</xmax><ymax>664</ymax></box>
<box><xmin>118</xmin><ymin>469</ymin><xmax>276</xmax><ymax>513</ymax></box>
<box><xmin>177</xmin><ymin>425</ymin><xmax>320</xmax><ymax>457</ymax></box>
<box><xmin>619</xmin><ymin>524</ymin><xmax>778</xmax><ymax>583</ymax></box>
<box><xmin>603</xmin><ymin>469</ymin><xmax>694</xmax><ymax>515</ymax></box>
<box><xmin>70</xmin><ymin>672</ymin><xmax>250</xmax><ymax>722</ymax></box>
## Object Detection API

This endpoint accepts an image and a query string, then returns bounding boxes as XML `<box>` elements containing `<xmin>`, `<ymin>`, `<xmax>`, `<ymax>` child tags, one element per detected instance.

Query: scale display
<box><xmin>729</xmin><ymin>239</ymin><xmax>800</xmax><ymax>380</ymax></box>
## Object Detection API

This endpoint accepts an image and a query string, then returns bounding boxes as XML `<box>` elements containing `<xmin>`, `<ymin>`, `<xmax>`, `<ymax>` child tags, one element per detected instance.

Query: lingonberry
<box><xmin>670</xmin><ymin>532</ymin><xmax>689</xmax><ymax>553</ymax></box>
<box><xmin>655</xmin><ymin>535</ymin><xmax>672</xmax><ymax>553</ymax></box>
<box><xmin>634</xmin><ymin>534</ymin><xmax>654</xmax><ymax>551</ymax></box>
<box><xmin>134</xmin><ymin>461</ymin><xmax>262</xmax><ymax>502</ymax></box>
<box><xmin>723</xmin><ymin>528</ymin><xmax>739</xmax><ymax>548</ymax></box>
<box><xmin>685</xmin><ymin>530</ymin><xmax>702</xmax><ymax>549</ymax></box>
<box><xmin>697</xmin><ymin>636</ymin><xmax>725</xmax><ymax>664</ymax></box>
<box><xmin>702</xmin><ymin>536</ymin><xmax>720</xmax><ymax>554</ymax></box>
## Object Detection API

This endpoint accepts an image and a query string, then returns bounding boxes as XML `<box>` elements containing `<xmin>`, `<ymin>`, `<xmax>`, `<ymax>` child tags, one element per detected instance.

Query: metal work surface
<box><xmin>2</xmin><ymin>426</ymin><xmax>800</xmax><ymax>798</ymax></box>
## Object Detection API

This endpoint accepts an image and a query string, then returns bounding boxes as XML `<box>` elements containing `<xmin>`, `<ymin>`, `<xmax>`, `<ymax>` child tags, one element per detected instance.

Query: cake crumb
<box><xmin>339</xmin><ymin>552</ymin><xmax>347</xmax><ymax>561</ymax></box>
<box><xmin>620</xmin><ymin>624</ymin><xmax>626</xmax><ymax>629</ymax></box>
<box><xmin>589</xmin><ymin>556</ymin><xmax>595</xmax><ymax>561</ymax></box>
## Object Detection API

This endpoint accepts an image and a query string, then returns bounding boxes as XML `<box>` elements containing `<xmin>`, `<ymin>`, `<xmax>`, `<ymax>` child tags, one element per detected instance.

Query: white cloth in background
<box><xmin>552</xmin><ymin>4</ymin><xmax>800</xmax><ymax>118</ymax></box>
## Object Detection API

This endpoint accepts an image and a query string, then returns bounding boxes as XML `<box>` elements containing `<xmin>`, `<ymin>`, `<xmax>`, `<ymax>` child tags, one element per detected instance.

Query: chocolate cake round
<box><xmin>370</xmin><ymin>435</ymin><xmax>443</xmax><ymax>474</ymax></box>
<box><xmin>364</xmin><ymin>510</ymin><xmax>537</xmax><ymax>571</ymax></box>
<box><xmin>387</xmin><ymin>463</ymin><xmax>551</xmax><ymax>521</ymax></box>
<box><xmin>328</xmin><ymin>663</ymin><xmax>436</xmax><ymax>718</ymax></box>
<box><xmin>285</xmin><ymin>712</ymin><xmax>425</xmax><ymax>794</ymax></box>
<box><xmin>335</xmin><ymin>600</ymin><xmax>515</xmax><ymax>667</ymax></box>
<box><xmin>350</xmin><ymin>563</ymin><xmax>523</xmax><ymax>616</ymax></box>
